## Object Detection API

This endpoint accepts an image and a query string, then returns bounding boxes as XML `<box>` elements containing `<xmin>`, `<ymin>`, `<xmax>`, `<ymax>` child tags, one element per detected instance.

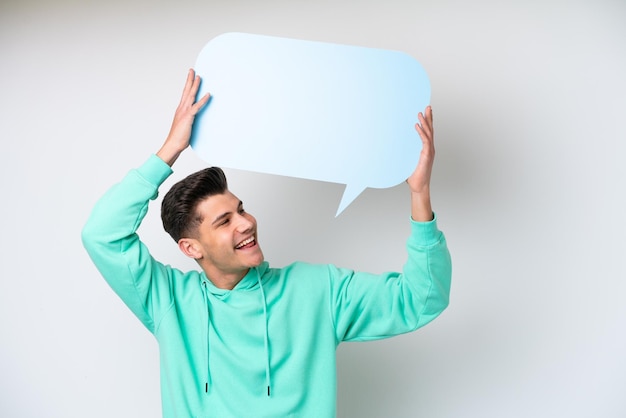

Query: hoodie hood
<box><xmin>201</xmin><ymin>261</ymin><xmax>270</xmax><ymax>295</ymax></box>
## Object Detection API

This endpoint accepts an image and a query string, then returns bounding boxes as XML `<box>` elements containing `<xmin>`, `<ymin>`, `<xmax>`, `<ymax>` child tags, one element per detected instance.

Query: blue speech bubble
<box><xmin>191</xmin><ymin>32</ymin><xmax>430</xmax><ymax>216</ymax></box>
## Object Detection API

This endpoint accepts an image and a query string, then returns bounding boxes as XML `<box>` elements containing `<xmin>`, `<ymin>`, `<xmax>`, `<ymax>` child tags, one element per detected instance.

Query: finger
<box><xmin>415</xmin><ymin>122</ymin><xmax>428</xmax><ymax>143</ymax></box>
<box><xmin>191</xmin><ymin>75</ymin><xmax>205</xmax><ymax>102</ymax></box>
<box><xmin>191</xmin><ymin>74</ymin><xmax>202</xmax><ymax>92</ymax></box>
<box><xmin>420</xmin><ymin>108</ymin><xmax>434</xmax><ymax>137</ymax></box>
<box><xmin>192</xmin><ymin>92</ymin><xmax>211</xmax><ymax>114</ymax></box>
<box><xmin>184</xmin><ymin>73</ymin><xmax>206</xmax><ymax>108</ymax></box>
<box><xmin>179</xmin><ymin>69</ymin><xmax>196</xmax><ymax>106</ymax></box>
<box><xmin>189</xmin><ymin>75</ymin><xmax>208</xmax><ymax>110</ymax></box>
<box><xmin>417</xmin><ymin>107</ymin><xmax>432</xmax><ymax>126</ymax></box>
<box><xmin>418</xmin><ymin>109</ymin><xmax>431</xmax><ymax>130</ymax></box>
<box><xmin>183</xmin><ymin>69</ymin><xmax>195</xmax><ymax>94</ymax></box>
<box><xmin>416</xmin><ymin>112</ymin><xmax>432</xmax><ymax>139</ymax></box>
<box><xmin>425</xmin><ymin>105</ymin><xmax>434</xmax><ymax>133</ymax></box>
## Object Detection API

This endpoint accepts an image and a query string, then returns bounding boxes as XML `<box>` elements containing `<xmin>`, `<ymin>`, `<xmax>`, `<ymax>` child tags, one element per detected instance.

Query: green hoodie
<box><xmin>82</xmin><ymin>155</ymin><xmax>452</xmax><ymax>418</ymax></box>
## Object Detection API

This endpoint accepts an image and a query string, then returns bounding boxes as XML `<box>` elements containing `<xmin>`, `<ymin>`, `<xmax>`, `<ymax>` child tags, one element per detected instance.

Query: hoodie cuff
<box><xmin>409</xmin><ymin>212</ymin><xmax>441</xmax><ymax>246</ymax></box>
<box><xmin>136</xmin><ymin>154</ymin><xmax>174</xmax><ymax>188</ymax></box>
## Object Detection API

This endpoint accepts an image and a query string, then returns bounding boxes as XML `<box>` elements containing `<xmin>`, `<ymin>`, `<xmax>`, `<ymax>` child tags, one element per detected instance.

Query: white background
<box><xmin>1</xmin><ymin>0</ymin><xmax>625</xmax><ymax>417</ymax></box>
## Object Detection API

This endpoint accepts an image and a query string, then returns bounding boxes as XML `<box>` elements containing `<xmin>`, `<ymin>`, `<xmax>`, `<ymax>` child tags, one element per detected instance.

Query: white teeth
<box><xmin>236</xmin><ymin>237</ymin><xmax>255</xmax><ymax>249</ymax></box>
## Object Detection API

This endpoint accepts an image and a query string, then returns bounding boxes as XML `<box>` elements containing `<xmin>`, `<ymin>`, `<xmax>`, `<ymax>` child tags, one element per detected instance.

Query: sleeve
<box><xmin>81</xmin><ymin>154</ymin><xmax>177</xmax><ymax>334</ymax></box>
<box><xmin>330</xmin><ymin>215</ymin><xmax>452</xmax><ymax>343</ymax></box>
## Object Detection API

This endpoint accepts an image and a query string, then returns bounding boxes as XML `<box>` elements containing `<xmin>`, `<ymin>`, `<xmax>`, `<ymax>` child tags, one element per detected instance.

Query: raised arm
<box><xmin>330</xmin><ymin>106</ymin><xmax>451</xmax><ymax>341</ymax></box>
<box><xmin>157</xmin><ymin>69</ymin><xmax>211</xmax><ymax>166</ymax></box>
<box><xmin>82</xmin><ymin>70</ymin><xmax>209</xmax><ymax>331</ymax></box>
<box><xmin>408</xmin><ymin>105</ymin><xmax>435</xmax><ymax>222</ymax></box>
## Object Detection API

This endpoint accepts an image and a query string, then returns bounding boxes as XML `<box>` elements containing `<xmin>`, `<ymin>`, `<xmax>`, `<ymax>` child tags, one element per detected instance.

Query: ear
<box><xmin>178</xmin><ymin>238</ymin><xmax>203</xmax><ymax>259</ymax></box>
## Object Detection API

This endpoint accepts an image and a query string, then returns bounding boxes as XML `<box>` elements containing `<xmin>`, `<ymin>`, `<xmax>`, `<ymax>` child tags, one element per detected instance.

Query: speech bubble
<box><xmin>191</xmin><ymin>32</ymin><xmax>430</xmax><ymax>216</ymax></box>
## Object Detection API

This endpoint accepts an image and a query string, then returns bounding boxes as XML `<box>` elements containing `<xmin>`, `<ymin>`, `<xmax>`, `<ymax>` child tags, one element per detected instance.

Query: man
<box><xmin>82</xmin><ymin>69</ymin><xmax>451</xmax><ymax>417</ymax></box>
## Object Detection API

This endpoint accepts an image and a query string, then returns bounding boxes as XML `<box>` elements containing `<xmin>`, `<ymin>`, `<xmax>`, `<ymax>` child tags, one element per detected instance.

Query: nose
<box><xmin>234</xmin><ymin>212</ymin><xmax>254</xmax><ymax>233</ymax></box>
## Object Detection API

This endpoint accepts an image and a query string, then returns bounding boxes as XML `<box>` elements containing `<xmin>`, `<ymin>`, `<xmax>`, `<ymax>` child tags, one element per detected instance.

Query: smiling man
<box><xmin>163</xmin><ymin>171</ymin><xmax>264</xmax><ymax>289</ymax></box>
<box><xmin>82</xmin><ymin>69</ymin><xmax>452</xmax><ymax>418</ymax></box>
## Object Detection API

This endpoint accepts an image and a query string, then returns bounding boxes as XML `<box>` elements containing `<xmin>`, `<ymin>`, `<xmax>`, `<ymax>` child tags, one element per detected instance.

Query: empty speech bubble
<box><xmin>191</xmin><ymin>32</ymin><xmax>430</xmax><ymax>216</ymax></box>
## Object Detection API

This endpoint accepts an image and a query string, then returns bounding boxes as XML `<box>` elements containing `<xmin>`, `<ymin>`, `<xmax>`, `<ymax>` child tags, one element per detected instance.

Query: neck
<box><xmin>201</xmin><ymin>265</ymin><xmax>250</xmax><ymax>290</ymax></box>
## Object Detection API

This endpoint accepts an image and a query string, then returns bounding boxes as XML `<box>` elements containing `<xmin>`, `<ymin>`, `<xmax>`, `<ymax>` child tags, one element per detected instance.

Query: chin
<box><xmin>250</xmin><ymin>250</ymin><xmax>265</xmax><ymax>267</ymax></box>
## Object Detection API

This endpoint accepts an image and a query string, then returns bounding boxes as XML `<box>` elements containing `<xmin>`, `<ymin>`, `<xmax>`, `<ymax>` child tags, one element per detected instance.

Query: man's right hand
<box><xmin>157</xmin><ymin>69</ymin><xmax>211</xmax><ymax>166</ymax></box>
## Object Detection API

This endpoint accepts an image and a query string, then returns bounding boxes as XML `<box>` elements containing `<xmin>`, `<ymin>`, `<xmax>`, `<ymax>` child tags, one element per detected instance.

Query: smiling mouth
<box><xmin>235</xmin><ymin>236</ymin><xmax>256</xmax><ymax>250</ymax></box>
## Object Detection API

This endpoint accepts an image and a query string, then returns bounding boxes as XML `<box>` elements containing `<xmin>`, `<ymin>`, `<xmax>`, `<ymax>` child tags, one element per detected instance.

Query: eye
<box><xmin>238</xmin><ymin>207</ymin><xmax>246</xmax><ymax>215</ymax></box>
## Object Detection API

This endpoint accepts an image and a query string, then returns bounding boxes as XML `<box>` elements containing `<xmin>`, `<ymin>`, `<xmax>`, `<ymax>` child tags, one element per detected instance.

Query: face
<box><xmin>181</xmin><ymin>190</ymin><xmax>264</xmax><ymax>287</ymax></box>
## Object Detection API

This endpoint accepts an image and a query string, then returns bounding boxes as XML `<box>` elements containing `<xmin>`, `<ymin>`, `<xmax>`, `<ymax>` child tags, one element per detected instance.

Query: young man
<box><xmin>82</xmin><ymin>69</ymin><xmax>451</xmax><ymax>417</ymax></box>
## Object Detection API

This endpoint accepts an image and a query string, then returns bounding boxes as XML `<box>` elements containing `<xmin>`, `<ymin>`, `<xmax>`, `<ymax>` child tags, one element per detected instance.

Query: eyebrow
<box><xmin>211</xmin><ymin>200</ymin><xmax>243</xmax><ymax>226</ymax></box>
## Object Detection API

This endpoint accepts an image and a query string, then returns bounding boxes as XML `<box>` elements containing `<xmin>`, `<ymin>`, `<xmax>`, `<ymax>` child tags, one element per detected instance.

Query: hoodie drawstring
<box><xmin>202</xmin><ymin>281</ymin><xmax>212</xmax><ymax>394</ymax></box>
<box><xmin>257</xmin><ymin>274</ymin><xmax>272</xmax><ymax>397</ymax></box>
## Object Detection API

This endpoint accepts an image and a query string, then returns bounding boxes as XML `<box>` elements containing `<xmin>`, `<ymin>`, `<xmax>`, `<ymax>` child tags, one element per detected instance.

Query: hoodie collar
<box><xmin>201</xmin><ymin>262</ymin><xmax>269</xmax><ymax>295</ymax></box>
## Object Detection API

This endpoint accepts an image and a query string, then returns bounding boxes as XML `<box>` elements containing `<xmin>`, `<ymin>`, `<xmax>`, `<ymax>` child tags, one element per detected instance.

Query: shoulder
<box><xmin>164</xmin><ymin>266</ymin><xmax>205</xmax><ymax>296</ymax></box>
<box><xmin>270</xmin><ymin>261</ymin><xmax>333</xmax><ymax>278</ymax></box>
<box><xmin>262</xmin><ymin>261</ymin><xmax>336</xmax><ymax>293</ymax></box>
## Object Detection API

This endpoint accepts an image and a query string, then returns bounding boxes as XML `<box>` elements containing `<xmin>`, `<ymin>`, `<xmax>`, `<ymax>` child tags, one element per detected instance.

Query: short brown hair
<box><xmin>161</xmin><ymin>167</ymin><xmax>228</xmax><ymax>242</ymax></box>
